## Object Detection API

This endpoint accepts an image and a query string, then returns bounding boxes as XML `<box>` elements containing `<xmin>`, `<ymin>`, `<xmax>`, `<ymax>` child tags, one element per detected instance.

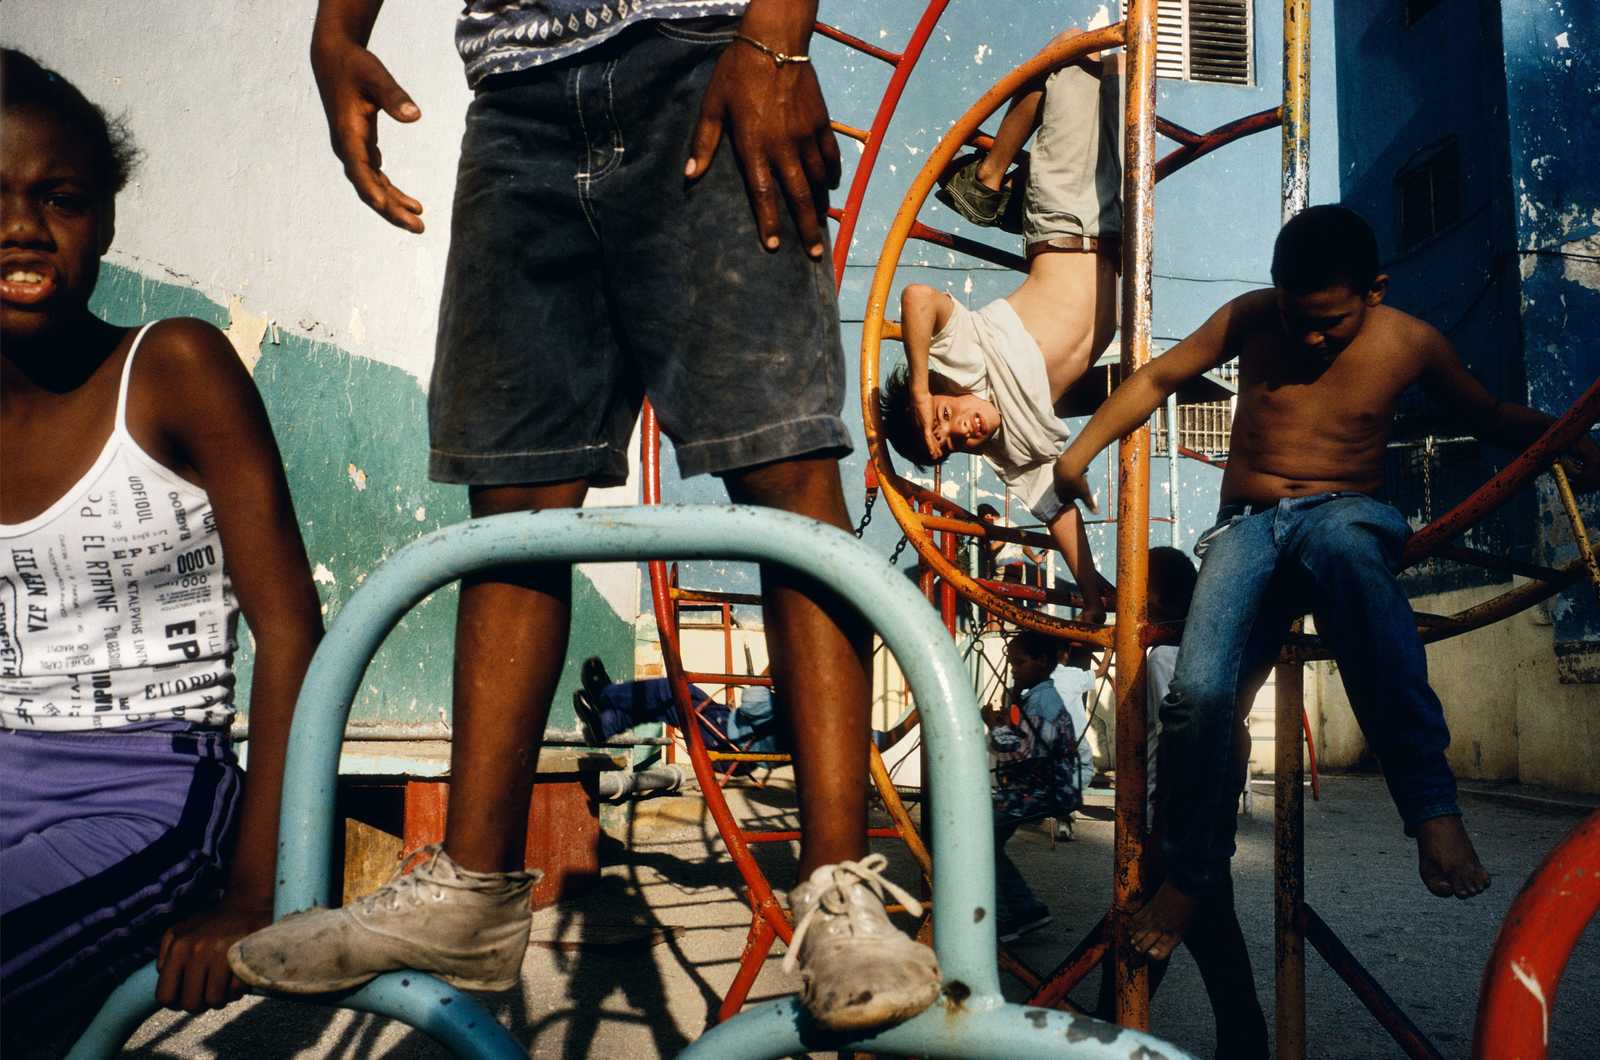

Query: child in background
<box><xmin>0</xmin><ymin>49</ymin><xmax>322</xmax><ymax>1048</ymax></box>
<box><xmin>988</xmin><ymin>631</ymin><xmax>1090</xmax><ymax>942</ymax></box>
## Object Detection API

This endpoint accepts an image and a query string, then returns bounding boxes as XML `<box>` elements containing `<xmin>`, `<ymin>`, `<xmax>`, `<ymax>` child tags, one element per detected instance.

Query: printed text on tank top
<box><xmin>0</xmin><ymin>323</ymin><xmax>238</xmax><ymax>732</ymax></box>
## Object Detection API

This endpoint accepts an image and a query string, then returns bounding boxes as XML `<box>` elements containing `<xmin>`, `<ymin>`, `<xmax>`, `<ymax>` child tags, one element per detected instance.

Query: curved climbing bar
<box><xmin>1472</xmin><ymin>811</ymin><xmax>1600</xmax><ymax>1060</ymax></box>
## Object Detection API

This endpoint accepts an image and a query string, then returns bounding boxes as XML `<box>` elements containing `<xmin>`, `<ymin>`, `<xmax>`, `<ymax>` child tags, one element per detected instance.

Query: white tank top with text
<box><xmin>0</xmin><ymin>323</ymin><xmax>238</xmax><ymax>731</ymax></box>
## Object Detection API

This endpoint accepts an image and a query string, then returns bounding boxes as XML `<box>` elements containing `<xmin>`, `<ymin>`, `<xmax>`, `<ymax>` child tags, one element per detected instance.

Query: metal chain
<box><xmin>853</xmin><ymin>487</ymin><xmax>878</xmax><ymax>539</ymax></box>
<box><xmin>888</xmin><ymin>535</ymin><xmax>910</xmax><ymax>566</ymax></box>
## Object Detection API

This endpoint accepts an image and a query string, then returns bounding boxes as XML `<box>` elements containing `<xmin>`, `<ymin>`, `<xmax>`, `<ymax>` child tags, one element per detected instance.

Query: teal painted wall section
<box><xmin>89</xmin><ymin>263</ymin><xmax>634</xmax><ymax>730</ymax></box>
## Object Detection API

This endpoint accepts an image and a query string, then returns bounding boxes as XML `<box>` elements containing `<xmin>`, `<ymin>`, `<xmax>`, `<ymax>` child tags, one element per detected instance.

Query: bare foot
<box><xmin>1128</xmin><ymin>880</ymin><xmax>1197</xmax><ymax>961</ymax></box>
<box><xmin>1416</xmin><ymin>814</ymin><xmax>1490</xmax><ymax>899</ymax></box>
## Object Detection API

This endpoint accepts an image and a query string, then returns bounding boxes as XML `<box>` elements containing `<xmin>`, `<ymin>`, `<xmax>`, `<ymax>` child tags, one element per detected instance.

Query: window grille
<box><xmin>1124</xmin><ymin>0</ymin><xmax>1253</xmax><ymax>85</ymax></box>
<box><xmin>1153</xmin><ymin>399</ymin><xmax>1235</xmax><ymax>457</ymax></box>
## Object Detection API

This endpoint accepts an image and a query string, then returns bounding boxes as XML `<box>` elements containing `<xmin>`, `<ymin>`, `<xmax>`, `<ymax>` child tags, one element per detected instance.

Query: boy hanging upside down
<box><xmin>879</xmin><ymin>29</ymin><xmax>1119</xmax><ymax>622</ymax></box>
<box><xmin>1053</xmin><ymin>205</ymin><xmax>1600</xmax><ymax>961</ymax></box>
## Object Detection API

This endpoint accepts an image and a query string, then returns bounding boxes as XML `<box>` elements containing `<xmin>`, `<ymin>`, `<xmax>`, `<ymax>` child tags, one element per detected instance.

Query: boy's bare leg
<box><xmin>444</xmin><ymin>479</ymin><xmax>589</xmax><ymax>872</ymax></box>
<box><xmin>1130</xmin><ymin>695</ymin><xmax>1255</xmax><ymax>962</ymax></box>
<box><xmin>1416</xmin><ymin>815</ymin><xmax>1489</xmax><ymax>899</ymax></box>
<box><xmin>724</xmin><ymin>456</ymin><xmax>869</xmax><ymax>875</ymax></box>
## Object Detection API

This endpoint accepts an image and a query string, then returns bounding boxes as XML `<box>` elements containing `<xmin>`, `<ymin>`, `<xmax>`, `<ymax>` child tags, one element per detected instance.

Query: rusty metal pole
<box><xmin>1277</xmin><ymin>4</ymin><xmax>1311</xmax><ymax>1056</ymax></box>
<box><xmin>1282</xmin><ymin>0</ymin><xmax>1311</xmax><ymax>223</ymax></box>
<box><xmin>1112</xmin><ymin>0</ymin><xmax>1158</xmax><ymax>1031</ymax></box>
<box><xmin>1276</xmin><ymin>651</ymin><xmax>1308</xmax><ymax>1060</ymax></box>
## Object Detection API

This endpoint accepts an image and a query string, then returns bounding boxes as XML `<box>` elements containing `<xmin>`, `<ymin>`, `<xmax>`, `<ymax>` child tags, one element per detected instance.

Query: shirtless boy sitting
<box><xmin>878</xmin><ymin>32</ymin><xmax>1118</xmax><ymax>621</ymax></box>
<box><xmin>1054</xmin><ymin>204</ymin><xmax>1600</xmax><ymax>960</ymax></box>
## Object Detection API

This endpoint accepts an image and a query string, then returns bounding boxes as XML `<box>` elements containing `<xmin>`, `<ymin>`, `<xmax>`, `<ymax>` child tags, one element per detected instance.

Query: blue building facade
<box><xmin>1335</xmin><ymin>0</ymin><xmax>1599</xmax><ymax>677</ymax></box>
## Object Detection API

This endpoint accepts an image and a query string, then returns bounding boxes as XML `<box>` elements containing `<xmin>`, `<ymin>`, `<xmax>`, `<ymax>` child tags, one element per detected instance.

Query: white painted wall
<box><xmin>4</xmin><ymin>3</ymin><xmax>641</xmax><ymax>618</ymax></box>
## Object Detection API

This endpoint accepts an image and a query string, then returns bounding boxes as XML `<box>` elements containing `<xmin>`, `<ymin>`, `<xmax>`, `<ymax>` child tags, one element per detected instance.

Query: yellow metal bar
<box><xmin>1281</xmin><ymin>0</ymin><xmax>1312</xmax><ymax>220</ymax></box>
<box><xmin>1551</xmin><ymin>462</ymin><xmax>1600</xmax><ymax>604</ymax></box>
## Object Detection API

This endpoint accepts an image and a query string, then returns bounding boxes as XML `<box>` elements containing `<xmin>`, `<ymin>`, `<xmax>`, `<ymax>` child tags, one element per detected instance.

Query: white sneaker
<box><xmin>228</xmin><ymin>845</ymin><xmax>539</xmax><ymax>993</ymax></box>
<box><xmin>784</xmin><ymin>853</ymin><xmax>942</xmax><ymax>1031</ymax></box>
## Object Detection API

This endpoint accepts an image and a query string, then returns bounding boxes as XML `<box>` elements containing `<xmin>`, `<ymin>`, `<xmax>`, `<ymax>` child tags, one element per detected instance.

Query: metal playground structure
<box><xmin>67</xmin><ymin>2</ymin><xmax>1600</xmax><ymax>1058</ymax></box>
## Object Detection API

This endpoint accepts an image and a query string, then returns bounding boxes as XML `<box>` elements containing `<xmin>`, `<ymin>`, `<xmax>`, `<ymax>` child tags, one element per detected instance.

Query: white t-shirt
<box><xmin>928</xmin><ymin>298</ymin><xmax>1070</xmax><ymax>524</ymax></box>
<box><xmin>1049</xmin><ymin>664</ymin><xmax>1097</xmax><ymax>791</ymax></box>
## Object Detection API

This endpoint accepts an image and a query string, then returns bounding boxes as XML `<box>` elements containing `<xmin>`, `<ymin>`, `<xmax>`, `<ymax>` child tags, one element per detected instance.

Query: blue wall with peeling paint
<box><xmin>657</xmin><ymin>0</ymin><xmax>1339</xmax><ymax>604</ymax></box>
<box><xmin>1334</xmin><ymin>0</ymin><xmax>1600</xmax><ymax>671</ymax></box>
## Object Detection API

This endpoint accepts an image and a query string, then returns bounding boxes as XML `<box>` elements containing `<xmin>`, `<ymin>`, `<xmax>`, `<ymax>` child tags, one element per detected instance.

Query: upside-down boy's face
<box><xmin>1</xmin><ymin>105</ymin><xmax>112</xmax><ymax>342</ymax></box>
<box><xmin>927</xmin><ymin>391</ymin><xmax>1001</xmax><ymax>460</ymax></box>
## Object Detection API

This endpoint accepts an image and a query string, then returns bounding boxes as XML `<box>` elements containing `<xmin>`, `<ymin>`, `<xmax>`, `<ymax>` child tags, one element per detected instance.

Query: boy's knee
<box><xmin>1158</xmin><ymin>685</ymin><xmax>1230</xmax><ymax>737</ymax></box>
<box><xmin>900</xmin><ymin>284</ymin><xmax>942</xmax><ymax>318</ymax></box>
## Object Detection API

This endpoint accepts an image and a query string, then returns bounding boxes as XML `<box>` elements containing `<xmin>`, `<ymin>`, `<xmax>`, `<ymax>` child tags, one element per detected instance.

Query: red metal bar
<box><xmin>718</xmin><ymin>915</ymin><xmax>777</xmax><ymax>1023</ymax></box>
<box><xmin>1473</xmin><ymin>811</ymin><xmax>1600</xmax><ymax>1060</ymax></box>
<box><xmin>907</xmin><ymin>219</ymin><xmax>1029</xmax><ymax>273</ymax></box>
<box><xmin>919</xmin><ymin>512</ymin><xmax>1057</xmax><ymax>551</ymax></box>
<box><xmin>1027</xmin><ymin>912</ymin><xmax>1111</xmax><ymax>1011</ymax></box>
<box><xmin>1300</xmin><ymin>904</ymin><xmax>1443</xmax><ymax>1060</ymax></box>
<box><xmin>1154</xmin><ymin>106</ymin><xmax>1282</xmax><ymax>181</ymax></box>
<box><xmin>1432</xmin><ymin>544</ymin><xmax>1570</xmax><ymax>584</ymax></box>
<box><xmin>1301</xmin><ymin>705</ymin><xmax>1321</xmax><ymax>802</ymax></box>
<box><xmin>829</xmin><ymin>1</ymin><xmax>953</xmax><ymax>285</ymax></box>
<box><xmin>814</xmin><ymin>20</ymin><xmax>902</xmax><ymax>66</ymax></box>
<box><xmin>940</xmin><ymin>524</ymin><xmax>959</xmax><ymax>632</ymax></box>
<box><xmin>684</xmin><ymin>671</ymin><xmax>775</xmax><ymax>687</ymax></box>
<box><xmin>643</xmin><ymin>405</ymin><xmax>793</xmax><ymax>959</ymax></box>
<box><xmin>671</xmin><ymin>587</ymin><xmax>767</xmax><ymax>607</ymax></box>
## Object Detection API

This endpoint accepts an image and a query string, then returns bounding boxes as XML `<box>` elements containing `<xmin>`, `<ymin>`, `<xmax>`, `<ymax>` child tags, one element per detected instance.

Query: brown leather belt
<box><xmin>1029</xmin><ymin>233</ymin><xmax>1122</xmax><ymax>256</ymax></box>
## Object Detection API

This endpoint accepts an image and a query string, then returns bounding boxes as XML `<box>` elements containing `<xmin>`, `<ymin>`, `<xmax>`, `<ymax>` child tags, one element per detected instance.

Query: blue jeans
<box><xmin>430</xmin><ymin>19</ymin><xmax>850</xmax><ymax>486</ymax></box>
<box><xmin>1161</xmin><ymin>492</ymin><xmax>1460</xmax><ymax>897</ymax></box>
<box><xmin>595</xmin><ymin>679</ymin><xmax>783</xmax><ymax>754</ymax></box>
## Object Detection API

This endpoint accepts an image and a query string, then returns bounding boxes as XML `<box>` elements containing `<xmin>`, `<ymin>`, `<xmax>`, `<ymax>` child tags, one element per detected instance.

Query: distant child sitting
<box><xmin>0</xmin><ymin>49</ymin><xmax>322</xmax><ymax>1047</ymax></box>
<box><xmin>879</xmin><ymin>29</ymin><xmax>1119</xmax><ymax>622</ymax></box>
<box><xmin>1054</xmin><ymin>204</ymin><xmax>1600</xmax><ymax>962</ymax></box>
<box><xmin>570</xmin><ymin>655</ymin><xmax>782</xmax><ymax>756</ymax></box>
<box><xmin>987</xmin><ymin>632</ymin><xmax>1092</xmax><ymax>942</ymax></box>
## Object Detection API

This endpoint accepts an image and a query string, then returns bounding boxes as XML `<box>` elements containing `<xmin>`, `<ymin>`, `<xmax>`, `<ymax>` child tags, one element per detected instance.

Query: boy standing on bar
<box><xmin>230</xmin><ymin>0</ymin><xmax>941</xmax><ymax>1032</ymax></box>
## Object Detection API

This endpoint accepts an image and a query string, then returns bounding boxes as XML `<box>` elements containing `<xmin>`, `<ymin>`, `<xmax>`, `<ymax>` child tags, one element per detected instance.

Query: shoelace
<box><xmin>782</xmin><ymin>853</ymin><xmax>924</xmax><ymax>973</ymax></box>
<box><xmin>355</xmin><ymin>844</ymin><xmax>454</xmax><ymax>915</ymax></box>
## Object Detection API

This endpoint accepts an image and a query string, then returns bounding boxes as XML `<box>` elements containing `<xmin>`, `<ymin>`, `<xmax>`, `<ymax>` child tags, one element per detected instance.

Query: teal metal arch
<box><xmin>69</xmin><ymin>506</ymin><xmax>1188</xmax><ymax>1058</ymax></box>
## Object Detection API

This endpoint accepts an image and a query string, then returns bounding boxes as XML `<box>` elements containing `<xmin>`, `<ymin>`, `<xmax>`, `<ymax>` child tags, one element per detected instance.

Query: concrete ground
<box><xmin>118</xmin><ymin>772</ymin><xmax>1598</xmax><ymax>1059</ymax></box>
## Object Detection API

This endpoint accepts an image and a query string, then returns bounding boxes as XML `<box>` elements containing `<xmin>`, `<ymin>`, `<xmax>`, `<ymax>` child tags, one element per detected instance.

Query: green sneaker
<box><xmin>935</xmin><ymin>153</ymin><xmax>1010</xmax><ymax>227</ymax></box>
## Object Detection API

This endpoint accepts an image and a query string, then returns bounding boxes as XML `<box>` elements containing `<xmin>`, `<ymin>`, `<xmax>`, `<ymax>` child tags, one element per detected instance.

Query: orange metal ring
<box><xmin>859</xmin><ymin>25</ymin><xmax>1126</xmax><ymax>645</ymax></box>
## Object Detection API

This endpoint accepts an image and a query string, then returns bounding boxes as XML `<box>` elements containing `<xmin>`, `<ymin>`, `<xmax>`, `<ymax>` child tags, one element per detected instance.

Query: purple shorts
<box><xmin>0</xmin><ymin>722</ymin><xmax>241</xmax><ymax>1026</ymax></box>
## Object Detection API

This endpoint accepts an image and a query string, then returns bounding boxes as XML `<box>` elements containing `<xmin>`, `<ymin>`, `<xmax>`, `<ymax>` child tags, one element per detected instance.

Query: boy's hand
<box><xmin>310</xmin><ymin>32</ymin><xmax>424</xmax><ymax>233</ymax></box>
<box><xmin>686</xmin><ymin>5</ymin><xmax>840</xmax><ymax>260</ymax></box>
<box><xmin>154</xmin><ymin>895</ymin><xmax>274</xmax><ymax>1012</ymax></box>
<box><xmin>912</xmin><ymin>387</ymin><xmax>941</xmax><ymax>460</ymax></box>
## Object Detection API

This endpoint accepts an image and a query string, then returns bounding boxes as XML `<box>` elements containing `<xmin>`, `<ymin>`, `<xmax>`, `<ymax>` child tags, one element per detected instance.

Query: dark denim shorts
<box><xmin>429</xmin><ymin>18</ymin><xmax>852</xmax><ymax>486</ymax></box>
